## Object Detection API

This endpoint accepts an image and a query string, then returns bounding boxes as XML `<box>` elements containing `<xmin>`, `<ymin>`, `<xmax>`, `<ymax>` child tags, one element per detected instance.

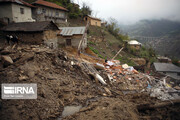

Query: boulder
<box><xmin>1</xmin><ymin>55</ymin><xmax>13</xmax><ymax>66</ymax></box>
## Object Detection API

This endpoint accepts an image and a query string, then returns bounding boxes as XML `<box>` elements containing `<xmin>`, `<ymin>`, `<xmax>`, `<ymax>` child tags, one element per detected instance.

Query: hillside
<box><xmin>120</xmin><ymin>19</ymin><xmax>180</xmax><ymax>59</ymax></box>
<box><xmin>121</xmin><ymin>19</ymin><xmax>180</xmax><ymax>37</ymax></box>
<box><xmin>87</xmin><ymin>25</ymin><xmax>137</xmax><ymax>66</ymax></box>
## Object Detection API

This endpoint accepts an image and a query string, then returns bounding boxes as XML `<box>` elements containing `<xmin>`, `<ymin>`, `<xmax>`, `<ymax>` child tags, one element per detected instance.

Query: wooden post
<box><xmin>111</xmin><ymin>47</ymin><xmax>123</xmax><ymax>60</ymax></box>
<box><xmin>78</xmin><ymin>22</ymin><xmax>89</xmax><ymax>55</ymax></box>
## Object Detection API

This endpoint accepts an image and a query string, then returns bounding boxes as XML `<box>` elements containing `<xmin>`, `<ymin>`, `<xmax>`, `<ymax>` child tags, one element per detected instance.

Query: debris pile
<box><xmin>93</xmin><ymin>60</ymin><xmax>152</xmax><ymax>91</ymax></box>
<box><xmin>93</xmin><ymin>60</ymin><xmax>180</xmax><ymax>100</ymax></box>
<box><xmin>0</xmin><ymin>44</ymin><xmax>180</xmax><ymax>120</ymax></box>
<box><xmin>149</xmin><ymin>77</ymin><xmax>180</xmax><ymax>101</ymax></box>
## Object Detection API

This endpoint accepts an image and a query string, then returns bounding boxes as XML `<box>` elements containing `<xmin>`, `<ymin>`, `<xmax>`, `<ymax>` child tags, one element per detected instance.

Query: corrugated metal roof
<box><xmin>153</xmin><ymin>62</ymin><xmax>180</xmax><ymax>73</ymax></box>
<box><xmin>59</xmin><ymin>27</ymin><xmax>86</xmax><ymax>36</ymax></box>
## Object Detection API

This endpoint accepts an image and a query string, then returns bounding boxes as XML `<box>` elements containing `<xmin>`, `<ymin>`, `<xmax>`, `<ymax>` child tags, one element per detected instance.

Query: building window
<box><xmin>42</xmin><ymin>8</ymin><xmax>46</xmax><ymax>13</ymax></box>
<box><xmin>20</xmin><ymin>8</ymin><xmax>24</xmax><ymax>14</ymax></box>
<box><xmin>56</xmin><ymin>11</ymin><xmax>59</xmax><ymax>16</ymax></box>
<box><xmin>95</xmin><ymin>22</ymin><xmax>97</xmax><ymax>26</ymax></box>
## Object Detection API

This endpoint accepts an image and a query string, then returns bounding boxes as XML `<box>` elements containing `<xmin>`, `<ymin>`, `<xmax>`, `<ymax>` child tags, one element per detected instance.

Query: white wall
<box><xmin>0</xmin><ymin>3</ymin><xmax>13</xmax><ymax>22</ymax></box>
<box><xmin>12</xmin><ymin>3</ymin><xmax>33</xmax><ymax>22</ymax></box>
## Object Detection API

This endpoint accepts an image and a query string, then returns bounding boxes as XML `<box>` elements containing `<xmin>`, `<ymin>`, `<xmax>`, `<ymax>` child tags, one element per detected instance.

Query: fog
<box><xmin>74</xmin><ymin>0</ymin><xmax>180</xmax><ymax>24</ymax></box>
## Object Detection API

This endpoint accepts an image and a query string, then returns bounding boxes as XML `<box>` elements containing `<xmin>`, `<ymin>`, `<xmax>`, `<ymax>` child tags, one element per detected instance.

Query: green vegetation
<box><xmin>88</xmin><ymin>41</ymin><xmax>96</xmax><ymax>45</ymax></box>
<box><xmin>127</xmin><ymin>45</ymin><xmax>157</xmax><ymax>64</ymax></box>
<box><xmin>118</xmin><ymin>56</ymin><xmax>136</xmax><ymax>66</ymax></box>
<box><xmin>172</xmin><ymin>58</ymin><xmax>180</xmax><ymax>67</ymax></box>
<box><xmin>106</xmin><ymin>18</ymin><xmax>129</xmax><ymax>41</ymax></box>
<box><xmin>88</xmin><ymin>46</ymin><xmax>104</xmax><ymax>59</ymax></box>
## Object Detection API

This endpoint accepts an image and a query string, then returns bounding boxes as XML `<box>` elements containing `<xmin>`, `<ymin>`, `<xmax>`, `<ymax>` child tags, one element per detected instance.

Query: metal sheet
<box><xmin>59</xmin><ymin>27</ymin><xmax>86</xmax><ymax>36</ymax></box>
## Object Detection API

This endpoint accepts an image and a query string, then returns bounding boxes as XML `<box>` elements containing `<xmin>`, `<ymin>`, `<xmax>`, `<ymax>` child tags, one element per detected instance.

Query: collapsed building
<box><xmin>2</xmin><ymin>21</ymin><xmax>59</xmax><ymax>48</ymax></box>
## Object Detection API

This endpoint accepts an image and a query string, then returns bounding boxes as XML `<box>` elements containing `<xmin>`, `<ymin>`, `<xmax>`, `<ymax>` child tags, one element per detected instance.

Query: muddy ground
<box><xmin>0</xmin><ymin>45</ymin><xmax>180</xmax><ymax>120</ymax></box>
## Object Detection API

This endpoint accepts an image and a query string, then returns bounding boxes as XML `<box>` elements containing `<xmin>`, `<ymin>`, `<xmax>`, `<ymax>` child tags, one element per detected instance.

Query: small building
<box><xmin>157</xmin><ymin>56</ymin><xmax>171</xmax><ymax>63</ymax></box>
<box><xmin>0</xmin><ymin>0</ymin><xmax>35</xmax><ymax>24</ymax></box>
<box><xmin>84</xmin><ymin>15</ymin><xmax>101</xmax><ymax>27</ymax></box>
<box><xmin>153</xmin><ymin>62</ymin><xmax>180</xmax><ymax>80</ymax></box>
<box><xmin>32</xmin><ymin>0</ymin><xmax>68</xmax><ymax>23</ymax></box>
<box><xmin>2</xmin><ymin>21</ymin><xmax>59</xmax><ymax>49</ymax></box>
<box><xmin>128</xmin><ymin>40</ymin><xmax>142</xmax><ymax>50</ymax></box>
<box><xmin>57</xmin><ymin>27</ymin><xmax>87</xmax><ymax>50</ymax></box>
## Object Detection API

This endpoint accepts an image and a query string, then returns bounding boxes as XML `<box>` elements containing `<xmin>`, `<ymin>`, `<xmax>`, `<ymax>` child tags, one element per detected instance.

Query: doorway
<box><xmin>66</xmin><ymin>39</ymin><xmax>71</xmax><ymax>46</ymax></box>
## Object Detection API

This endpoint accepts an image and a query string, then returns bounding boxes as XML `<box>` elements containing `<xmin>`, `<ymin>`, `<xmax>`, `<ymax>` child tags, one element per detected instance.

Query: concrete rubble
<box><xmin>92</xmin><ymin>60</ymin><xmax>180</xmax><ymax>101</ymax></box>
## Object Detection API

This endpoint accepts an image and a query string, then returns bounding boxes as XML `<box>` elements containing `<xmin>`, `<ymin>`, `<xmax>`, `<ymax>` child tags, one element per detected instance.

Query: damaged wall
<box><xmin>43</xmin><ymin>30</ymin><xmax>59</xmax><ymax>49</ymax></box>
<box><xmin>3</xmin><ymin>31</ymin><xmax>44</xmax><ymax>44</ymax></box>
<box><xmin>4</xmin><ymin>30</ymin><xmax>59</xmax><ymax>48</ymax></box>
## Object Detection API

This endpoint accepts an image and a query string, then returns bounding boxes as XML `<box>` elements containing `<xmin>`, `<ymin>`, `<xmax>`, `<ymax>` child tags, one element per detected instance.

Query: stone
<box><xmin>1</xmin><ymin>55</ymin><xmax>13</xmax><ymax>66</ymax></box>
<box><xmin>18</xmin><ymin>75</ymin><xmax>28</xmax><ymax>80</ymax></box>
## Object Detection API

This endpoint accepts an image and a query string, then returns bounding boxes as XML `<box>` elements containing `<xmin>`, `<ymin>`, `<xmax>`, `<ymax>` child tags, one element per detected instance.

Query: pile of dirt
<box><xmin>0</xmin><ymin>45</ymin><xmax>179</xmax><ymax>120</ymax></box>
<box><xmin>0</xmin><ymin>45</ymin><xmax>101</xmax><ymax>120</ymax></box>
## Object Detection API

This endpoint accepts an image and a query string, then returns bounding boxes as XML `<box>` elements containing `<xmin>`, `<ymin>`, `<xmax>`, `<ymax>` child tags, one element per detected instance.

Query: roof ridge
<box><xmin>33</xmin><ymin>0</ymin><xmax>68</xmax><ymax>11</ymax></box>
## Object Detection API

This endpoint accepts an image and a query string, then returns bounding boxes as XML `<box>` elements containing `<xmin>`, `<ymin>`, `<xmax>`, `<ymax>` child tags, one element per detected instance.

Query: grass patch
<box><xmin>88</xmin><ymin>41</ymin><xmax>96</xmax><ymax>45</ymax></box>
<box><xmin>89</xmin><ymin>46</ymin><xmax>105</xmax><ymax>59</ymax></box>
<box><xmin>118</xmin><ymin>56</ymin><xmax>136</xmax><ymax>66</ymax></box>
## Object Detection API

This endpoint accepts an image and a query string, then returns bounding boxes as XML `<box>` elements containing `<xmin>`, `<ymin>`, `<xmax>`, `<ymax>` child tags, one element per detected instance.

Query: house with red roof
<box><xmin>32</xmin><ymin>0</ymin><xmax>68</xmax><ymax>23</ymax></box>
<box><xmin>0</xmin><ymin>0</ymin><xmax>35</xmax><ymax>23</ymax></box>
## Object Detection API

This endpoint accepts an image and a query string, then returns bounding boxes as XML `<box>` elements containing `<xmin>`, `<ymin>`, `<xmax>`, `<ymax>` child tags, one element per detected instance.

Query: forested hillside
<box><xmin>121</xmin><ymin>19</ymin><xmax>180</xmax><ymax>37</ymax></box>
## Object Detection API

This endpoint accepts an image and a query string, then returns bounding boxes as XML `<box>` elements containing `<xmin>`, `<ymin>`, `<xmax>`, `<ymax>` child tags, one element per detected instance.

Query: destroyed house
<box><xmin>84</xmin><ymin>15</ymin><xmax>101</xmax><ymax>27</ymax></box>
<box><xmin>153</xmin><ymin>62</ymin><xmax>180</xmax><ymax>80</ymax></box>
<box><xmin>2</xmin><ymin>21</ymin><xmax>59</xmax><ymax>48</ymax></box>
<box><xmin>57</xmin><ymin>27</ymin><xmax>87</xmax><ymax>50</ymax></box>
<box><xmin>32</xmin><ymin>0</ymin><xmax>68</xmax><ymax>23</ymax></box>
<box><xmin>0</xmin><ymin>0</ymin><xmax>35</xmax><ymax>24</ymax></box>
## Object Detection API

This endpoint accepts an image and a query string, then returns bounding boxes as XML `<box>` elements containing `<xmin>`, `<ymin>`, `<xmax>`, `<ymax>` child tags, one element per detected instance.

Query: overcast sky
<box><xmin>74</xmin><ymin>0</ymin><xmax>180</xmax><ymax>24</ymax></box>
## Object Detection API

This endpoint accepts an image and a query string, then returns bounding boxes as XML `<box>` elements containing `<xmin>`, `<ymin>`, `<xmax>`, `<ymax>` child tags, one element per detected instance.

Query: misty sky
<box><xmin>74</xmin><ymin>0</ymin><xmax>180</xmax><ymax>24</ymax></box>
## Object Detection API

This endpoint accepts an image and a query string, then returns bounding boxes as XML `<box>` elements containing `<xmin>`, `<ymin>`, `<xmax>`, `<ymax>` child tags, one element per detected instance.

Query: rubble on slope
<box><xmin>0</xmin><ymin>44</ymin><xmax>180</xmax><ymax>120</ymax></box>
